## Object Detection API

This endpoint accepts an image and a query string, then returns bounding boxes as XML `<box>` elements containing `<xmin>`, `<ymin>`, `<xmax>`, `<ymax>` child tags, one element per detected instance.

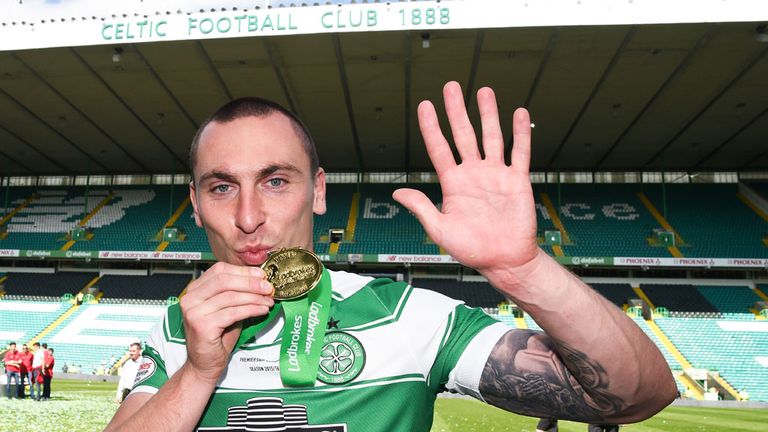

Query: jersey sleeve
<box><xmin>130</xmin><ymin>313</ymin><xmax>171</xmax><ymax>396</ymax></box>
<box><xmin>429</xmin><ymin>303</ymin><xmax>510</xmax><ymax>400</ymax></box>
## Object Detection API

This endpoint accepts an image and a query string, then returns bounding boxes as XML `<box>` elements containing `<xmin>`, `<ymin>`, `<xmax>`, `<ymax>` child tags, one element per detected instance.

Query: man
<box><xmin>116</xmin><ymin>342</ymin><xmax>143</xmax><ymax>403</ymax></box>
<box><xmin>3</xmin><ymin>341</ymin><xmax>22</xmax><ymax>399</ymax></box>
<box><xmin>42</xmin><ymin>346</ymin><xmax>54</xmax><ymax>400</ymax></box>
<box><xmin>19</xmin><ymin>344</ymin><xmax>34</xmax><ymax>399</ymax></box>
<box><xmin>107</xmin><ymin>82</ymin><xmax>675</xmax><ymax>431</ymax></box>
<box><xmin>31</xmin><ymin>342</ymin><xmax>44</xmax><ymax>400</ymax></box>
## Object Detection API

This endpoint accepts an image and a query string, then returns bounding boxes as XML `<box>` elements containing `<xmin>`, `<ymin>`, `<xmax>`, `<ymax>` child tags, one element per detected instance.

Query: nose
<box><xmin>234</xmin><ymin>187</ymin><xmax>265</xmax><ymax>234</ymax></box>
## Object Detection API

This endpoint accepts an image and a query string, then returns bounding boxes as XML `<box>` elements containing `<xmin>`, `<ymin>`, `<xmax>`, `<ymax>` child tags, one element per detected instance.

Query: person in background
<box><xmin>3</xmin><ymin>341</ymin><xmax>22</xmax><ymax>399</ymax></box>
<box><xmin>31</xmin><ymin>342</ymin><xmax>44</xmax><ymax>401</ymax></box>
<box><xmin>116</xmin><ymin>342</ymin><xmax>143</xmax><ymax>403</ymax></box>
<box><xmin>19</xmin><ymin>344</ymin><xmax>34</xmax><ymax>399</ymax></box>
<box><xmin>42</xmin><ymin>345</ymin><xmax>55</xmax><ymax>400</ymax></box>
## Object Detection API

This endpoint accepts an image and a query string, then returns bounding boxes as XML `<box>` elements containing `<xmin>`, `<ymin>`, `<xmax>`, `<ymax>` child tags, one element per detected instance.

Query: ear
<box><xmin>189</xmin><ymin>181</ymin><xmax>204</xmax><ymax>228</ymax></box>
<box><xmin>312</xmin><ymin>168</ymin><xmax>327</xmax><ymax>215</ymax></box>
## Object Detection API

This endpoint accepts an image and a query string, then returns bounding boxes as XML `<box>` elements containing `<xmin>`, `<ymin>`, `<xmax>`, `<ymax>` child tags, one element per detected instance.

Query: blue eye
<box><xmin>214</xmin><ymin>184</ymin><xmax>230</xmax><ymax>193</ymax></box>
<box><xmin>268</xmin><ymin>178</ymin><xmax>284</xmax><ymax>188</ymax></box>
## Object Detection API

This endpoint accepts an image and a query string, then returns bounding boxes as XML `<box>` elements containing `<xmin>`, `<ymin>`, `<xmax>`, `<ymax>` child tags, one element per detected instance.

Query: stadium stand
<box><xmin>2</xmin><ymin>188</ymin><xmax>66</xmax><ymax>250</ymax></box>
<box><xmin>696</xmin><ymin>285</ymin><xmax>763</xmax><ymax>319</ymax></box>
<box><xmin>313</xmin><ymin>184</ymin><xmax>356</xmax><ymax>255</ymax></box>
<box><xmin>96</xmin><ymin>273</ymin><xmax>190</xmax><ymax>303</ymax></box>
<box><xmin>68</xmin><ymin>187</ymin><xmax>167</xmax><ymax>252</ymax></box>
<box><xmin>644</xmin><ymin>184</ymin><xmax>767</xmax><ymax>258</ymax></box>
<box><xmin>590</xmin><ymin>282</ymin><xmax>638</xmax><ymax>308</ymax></box>
<box><xmin>656</xmin><ymin>317</ymin><xmax>768</xmax><ymax>402</ymax></box>
<box><xmin>640</xmin><ymin>283</ymin><xmax>720</xmax><ymax>314</ymax></box>
<box><xmin>339</xmin><ymin>184</ymin><xmax>441</xmax><ymax>255</ymax></box>
<box><xmin>162</xmin><ymin>191</ymin><xmax>211</xmax><ymax>253</ymax></box>
<box><xmin>413</xmin><ymin>278</ymin><xmax>506</xmax><ymax>308</ymax></box>
<box><xmin>747</xmin><ymin>181</ymin><xmax>768</xmax><ymax>200</ymax></box>
<box><xmin>0</xmin><ymin>300</ymin><xmax>71</xmax><ymax>343</ymax></box>
<box><xmin>2</xmin><ymin>272</ymin><xmax>97</xmax><ymax>299</ymax></box>
<box><xmin>552</xmin><ymin>184</ymin><xmax>669</xmax><ymax>257</ymax></box>
<box><xmin>48</xmin><ymin>303</ymin><xmax>165</xmax><ymax>373</ymax></box>
<box><xmin>2</xmin><ymin>183</ymin><xmax>766</xmax><ymax>259</ymax></box>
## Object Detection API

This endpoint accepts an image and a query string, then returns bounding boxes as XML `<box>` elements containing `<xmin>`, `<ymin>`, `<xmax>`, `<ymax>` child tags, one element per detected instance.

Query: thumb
<box><xmin>392</xmin><ymin>188</ymin><xmax>443</xmax><ymax>243</ymax></box>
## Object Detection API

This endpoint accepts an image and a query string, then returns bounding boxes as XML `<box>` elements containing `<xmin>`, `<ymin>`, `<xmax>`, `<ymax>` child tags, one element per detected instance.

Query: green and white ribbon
<box><xmin>235</xmin><ymin>267</ymin><xmax>332</xmax><ymax>387</ymax></box>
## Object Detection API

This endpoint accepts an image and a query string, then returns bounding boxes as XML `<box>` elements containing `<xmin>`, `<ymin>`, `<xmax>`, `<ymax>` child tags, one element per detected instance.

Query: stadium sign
<box><xmin>99</xmin><ymin>250</ymin><xmax>202</xmax><ymax>261</ymax></box>
<box><xmin>558</xmin><ymin>256</ymin><xmax>613</xmax><ymax>266</ymax></box>
<box><xmin>614</xmin><ymin>257</ymin><xmax>768</xmax><ymax>269</ymax></box>
<box><xmin>0</xmin><ymin>249</ymin><xmax>765</xmax><ymax>268</ymax></box>
<box><xmin>3</xmin><ymin>0</ymin><xmax>768</xmax><ymax>51</ymax></box>
<box><xmin>379</xmin><ymin>254</ymin><xmax>459</xmax><ymax>264</ymax></box>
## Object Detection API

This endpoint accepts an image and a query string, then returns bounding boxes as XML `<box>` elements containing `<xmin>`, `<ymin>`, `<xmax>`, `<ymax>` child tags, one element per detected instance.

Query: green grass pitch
<box><xmin>0</xmin><ymin>379</ymin><xmax>764</xmax><ymax>431</ymax></box>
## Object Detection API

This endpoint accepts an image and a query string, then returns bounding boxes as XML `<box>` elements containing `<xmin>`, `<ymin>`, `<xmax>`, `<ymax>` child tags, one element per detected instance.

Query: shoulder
<box><xmin>327</xmin><ymin>269</ymin><xmax>376</xmax><ymax>299</ymax></box>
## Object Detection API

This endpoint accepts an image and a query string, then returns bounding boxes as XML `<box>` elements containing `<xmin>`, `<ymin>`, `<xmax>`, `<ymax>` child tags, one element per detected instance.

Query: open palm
<box><xmin>393</xmin><ymin>82</ymin><xmax>539</xmax><ymax>274</ymax></box>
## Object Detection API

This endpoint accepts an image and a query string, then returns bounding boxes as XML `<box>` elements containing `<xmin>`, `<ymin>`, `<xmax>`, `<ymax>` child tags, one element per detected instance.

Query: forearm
<box><xmin>483</xmin><ymin>249</ymin><xmax>676</xmax><ymax>421</ymax></box>
<box><xmin>106</xmin><ymin>363</ymin><xmax>218</xmax><ymax>431</ymax></box>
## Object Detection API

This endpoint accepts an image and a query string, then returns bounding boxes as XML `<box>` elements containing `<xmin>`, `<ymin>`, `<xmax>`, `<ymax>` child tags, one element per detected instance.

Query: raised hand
<box><xmin>179</xmin><ymin>263</ymin><xmax>274</xmax><ymax>383</ymax></box>
<box><xmin>393</xmin><ymin>81</ymin><xmax>539</xmax><ymax>277</ymax></box>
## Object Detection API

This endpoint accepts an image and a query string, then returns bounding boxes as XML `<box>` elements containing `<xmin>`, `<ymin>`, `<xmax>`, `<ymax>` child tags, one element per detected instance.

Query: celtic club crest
<box><xmin>317</xmin><ymin>332</ymin><xmax>365</xmax><ymax>385</ymax></box>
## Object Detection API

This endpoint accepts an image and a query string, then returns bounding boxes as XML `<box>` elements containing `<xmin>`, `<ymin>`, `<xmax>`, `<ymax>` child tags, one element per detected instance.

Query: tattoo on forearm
<box><xmin>478</xmin><ymin>330</ymin><xmax>625</xmax><ymax>422</ymax></box>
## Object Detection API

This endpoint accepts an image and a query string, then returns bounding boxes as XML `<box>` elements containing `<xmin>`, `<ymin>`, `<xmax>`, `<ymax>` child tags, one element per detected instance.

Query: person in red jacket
<box><xmin>3</xmin><ymin>342</ymin><xmax>22</xmax><ymax>399</ymax></box>
<box><xmin>42</xmin><ymin>346</ymin><xmax>55</xmax><ymax>400</ymax></box>
<box><xmin>19</xmin><ymin>344</ymin><xmax>34</xmax><ymax>399</ymax></box>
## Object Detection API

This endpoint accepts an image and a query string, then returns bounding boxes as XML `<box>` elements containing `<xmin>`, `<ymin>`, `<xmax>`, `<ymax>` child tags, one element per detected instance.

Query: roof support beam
<box><xmin>464</xmin><ymin>30</ymin><xmax>485</xmax><ymax>110</ymax></box>
<box><xmin>262</xmin><ymin>39</ymin><xmax>298</xmax><ymax>115</ymax></box>
<box><xmin>134</xmin><ymin>45</ymin><xmax>199</xmax><ymax>130</ymax></box>
<box><xmin>331</xmin><ymin>34</ymin><xmax>364</xmax><ymax>173</ymax></box>
<box><xmin>404</xmin><ymin>32</ymin><xmax>413</xmax><ymax>176</ymax></box>
<box><xmin>510</xmin><ymin>28</ymin><xmax>559</xmax><ymax>162</ymax></box>
<box><xmin>696</xmin><ymin>106</ymin><xmax>768</xmax><ymax>169</ymax></box>
<box><xmin>0</xmin><ymin>122</ymin><xmax>67</xmax><ymax>172</ymax></box>
<box><xmin>196</xmin><ymin>41</ymin><xmax>233</xmax><ymax>101</ymax></box>
<box><xmin>0</xmin><ymin>89</ymin><xmax>107</xmax><ymax>172</ymax></box>
<box><xmin>69</xmin><ymin>47</ymin><xmax>188</xmax><ymax>170</ymax></box>
<box><xmin>0</xmin><ymin>149</ymin><xmax>32</xmax><ymax>173</ymax></box>
<box><xmin>525</xmin><ymin>28</ymin><xmax>559</xmax><ymax>108</ymax></box>
<box><xmin>11</xmin><ymin>52</ymin><xmax>149</xmax><ymax>172</ymax></box>
<box><xmin>547</xmin><ymin>26</ymin><xmax>635</xmax><ymax>167</ymax></box>
<box><xmin>643</xmin><ymin>45</ymin><xmax>768</xmax><ymax>167</ymax></box>
<box><xmin>594</xmin><ymin>26</ymin><xmax>716</xmax><ymax>170</ymax></box>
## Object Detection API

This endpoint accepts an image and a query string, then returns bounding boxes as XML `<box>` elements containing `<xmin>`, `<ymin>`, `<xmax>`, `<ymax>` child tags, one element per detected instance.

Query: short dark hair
<box><xmin>48</xmin><ymin>348</ymin><xmax>54</xmax><ymax>353</ymax></box>
<box><xmin>130</xmin><ymin>342</ymin><xmax>142</xmax><ymax>350</ymax></box>
<box><xmin>190</xmin><ymin>97</ymin><xmax>319</xmax><ymax>183</ymax></box>
<box><xmin>8</xmin><ymin>341</ymin><xmax>16</xmax><ymax>346</ymax></box>
<box><xmin>42</xmin><ymin>343</ymin><xmax>48</xmax><ymax>349</ymax></box>
<box><xmin>33</xmin><ymin>342</ymin><xmax>40</xmax><ymax>348</ymax></box>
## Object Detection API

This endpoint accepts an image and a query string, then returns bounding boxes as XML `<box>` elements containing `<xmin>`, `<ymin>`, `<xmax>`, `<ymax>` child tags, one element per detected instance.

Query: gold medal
<box><xmin>261</xmin><ymin>248</ymin><xmax>323</xmax><ymax>300</ymax></box>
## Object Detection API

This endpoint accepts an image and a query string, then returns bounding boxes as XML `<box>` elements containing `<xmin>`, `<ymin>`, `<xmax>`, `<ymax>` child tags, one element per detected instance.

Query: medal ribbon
<box><xmin>234</xmin><ymin>267</ymin><xmax>332</xmax><ymax>387</ymax></box>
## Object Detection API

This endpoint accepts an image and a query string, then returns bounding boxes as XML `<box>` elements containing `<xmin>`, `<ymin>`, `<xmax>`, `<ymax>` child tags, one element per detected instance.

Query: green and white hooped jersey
<box><xmin>132</xmin><ymin>270</ymin><xmax>509</xmax><ymax>432</ymax></box>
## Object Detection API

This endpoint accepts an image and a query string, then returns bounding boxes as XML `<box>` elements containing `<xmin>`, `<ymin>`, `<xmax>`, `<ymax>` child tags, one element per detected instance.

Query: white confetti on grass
<box><xmin>0</xmin><ymin>380</ymin><xmax>118</xmax><ymax>432</ymax></box>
